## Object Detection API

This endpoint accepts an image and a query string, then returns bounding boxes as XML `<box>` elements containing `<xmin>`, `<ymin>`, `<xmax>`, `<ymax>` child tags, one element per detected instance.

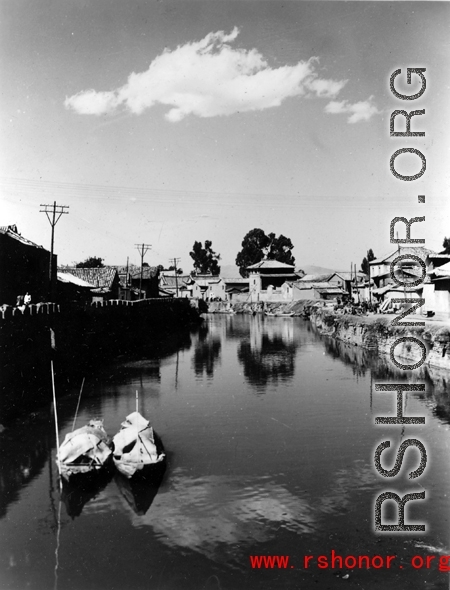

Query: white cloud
<box><xmin>65</xmin><ymin>27</ymin><xmax>348</xmax><ymax>121</ymax></box>
<box><xmin>325</xmin><ymin>96</ymin><xmax>381</xmax><ymax>123</ymax></box>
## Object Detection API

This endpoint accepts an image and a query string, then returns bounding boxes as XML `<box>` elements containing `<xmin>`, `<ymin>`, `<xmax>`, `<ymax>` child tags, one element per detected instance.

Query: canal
<box><xmin>1</xmin><ymin>314</ymin><xmax>449</xmax><ymax>589</ymax></box>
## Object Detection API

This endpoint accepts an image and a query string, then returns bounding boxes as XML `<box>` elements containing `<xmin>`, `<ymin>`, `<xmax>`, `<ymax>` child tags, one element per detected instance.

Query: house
<box><xmin>130</xmin><ymin>266</ymin><xmax>160</xmax><ymax>299</ymax></box>
<box><xmin>368</xmin><ymin>246</ymin><xmax>447</xmax><ymax>315</ymax></box>
<box><xmin>247</xmin><ymin>259</ymin><xmax>299</xmax><ymax>302</ymax></box>
<box><xmin>328</xmin><ymin>272</ymin><xmax>367</xmax><ymax>298</ymax></box>
<box><xmin>57</xmin><ymin>271</ymin><xmax>94</xmax><ymax>304</ymax></box>
<box><xmin>116</xmin><ymin>265</ymin><xmax>135</xmax><ymax>301</ymax></box>
<box><xmin>282</xmin><ymin>275</ymin><xmax>346</xmax><ymax>301</ymax></box>
<box><xmin>369</xmin><ymin>246</ymin><xmax>434</xmax><ymax>291</ymax></box>
<box><xmin>58</xmin><ymin>267</ymin><xmax>121</xmax><ymax>301</ymax></box>
<box><xmin>223</xmin><ymin>277</ymin><xmax>250</xmax><ymax>301</ymax></box>
<box><xmin>423</xmin><ymin>258</ymin><xmax>450</xmax><ymax>319</ymax></box>
<box><xmin>192</xmin><ymin>274</ymin><xmax>227</xmax><ymax>301</ymax></box>
<box><xmin>159</xmin><ymin>272</ymin><xmax>198</xmax><ymax>298</ymax></box>
<box><xmin>0</xmin><ymin>225</ymin><xmax>56</xmax><ymax>305</ymax></box>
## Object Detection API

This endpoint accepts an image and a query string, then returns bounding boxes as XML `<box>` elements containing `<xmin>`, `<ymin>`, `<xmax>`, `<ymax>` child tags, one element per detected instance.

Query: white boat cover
<box><xmin>58</xmin><ymin>420</ymin><xmax>112</xmax><ymax>478</ymax></box>
<box><xmin>113</xmin><ymin>411</ymin><xmax>165</xmax><ymax>478</ymax></box>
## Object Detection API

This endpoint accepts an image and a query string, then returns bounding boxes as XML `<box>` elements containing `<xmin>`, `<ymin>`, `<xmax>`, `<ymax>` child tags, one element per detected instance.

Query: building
<box><xmin>223</xmin><ymin>277</ymin><xmax>250</xmax><ymax>301</ymax></box>
<box><xmin>247</xmin><ymin>259</ymin><xmax>299</xmax><ymax>302</ymax></box>
<box><xmin>369</xmin><ymin>246</ymin><xmax>434</xmax><ymax>291</ymax></box>
<box><xmin>130</xmin><ymin>266</ymin><xmax>160</xmax><ymax>299</ymax></box>
<box><xmin>0</xmin><ymin>225</ymin><xmax>56</xmax><ymax>305</ymax></box>
<box><xmin>423</xmin><ymin>253</ymin><xmax>450</xmax><ymax>319</ymax></box>
<box><xmin>58</xmin><ymin>267</ymin><xmax>121</xmax><ymax>301</ymax></box>
<box><xmin>56</xmin><ymin>271</ymin><xmax>94</xmax><ymax>304</ymax></box>
<box><xmin>282</xmin><ymin>274</ymin><xmax>346</xmax><ymax>301</ymax></box>
<box><xmin>368</xmin><ymin>246</ymin><xmax>450</xmax><ymax>315</ymax></box>
<box><xmin>192</xmin><ymin>274</ymin><xmax>227</xmax><ymax>300</ymax></box>
<box><xmin>159</xmin><ymin>272</ymin><xmax>198</xmax><ymax>298</ymax></box>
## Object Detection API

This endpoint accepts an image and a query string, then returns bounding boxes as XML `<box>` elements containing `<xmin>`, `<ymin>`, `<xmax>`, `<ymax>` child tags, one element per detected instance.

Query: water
<box><xmin>1</xmin><ymin>314</ymin><xmax>449</xmax><ymax>590</ymax></box>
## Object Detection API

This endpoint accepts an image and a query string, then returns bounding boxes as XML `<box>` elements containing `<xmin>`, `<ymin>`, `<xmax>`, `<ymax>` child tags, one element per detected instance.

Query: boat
<box><xmin>112</xmin><ymin>411</ymin><xmax>166</xmax><ymax>479</ymax></box>
<box><xmin>275</xmin><ymin>311</ymin><xmax>295</xmax><ymax>317</ymax></box>
<box><xmin>57</xmin><ymin>419</ymin><xmax>112</xmax><ymax>482</ymax></box>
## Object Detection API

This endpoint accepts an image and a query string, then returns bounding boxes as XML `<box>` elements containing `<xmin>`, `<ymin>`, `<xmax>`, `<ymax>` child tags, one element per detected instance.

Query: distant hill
<box><xmin>220</xmin><ymin>264</ymin><xmax>242</xmax><ymax>278</ymax></box>
<box><xmin>298</xmin><ymin>264</ymin><xmax>337</xmax><ymax>276</ymax></box>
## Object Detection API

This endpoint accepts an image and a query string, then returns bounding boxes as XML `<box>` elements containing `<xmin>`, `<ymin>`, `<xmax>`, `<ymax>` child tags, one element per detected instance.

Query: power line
<box><xmin>0</xmin><ymin>176</ymin><xmax>399</xmax><ymax>206</ymax></box>
<box><xmin>40</xmin><ymin>201</ymin><xmax>69</xmax><ymax>301</ymax></box>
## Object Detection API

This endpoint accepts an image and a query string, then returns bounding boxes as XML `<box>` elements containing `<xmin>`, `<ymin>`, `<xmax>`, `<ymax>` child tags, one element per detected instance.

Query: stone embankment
<box><xmin>310</xmin><ymin>308</ymin><xmax>450</xmax><ymax>371</ymax></box>
<box><xmin>207</xmin><ymin>300</ymin><xmax>316</xmax><ymax>315</ymax></box>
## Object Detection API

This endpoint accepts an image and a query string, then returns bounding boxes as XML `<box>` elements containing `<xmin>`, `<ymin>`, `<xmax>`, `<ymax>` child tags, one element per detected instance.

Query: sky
<box><xmin>1</xmin><ymin>0</ymin><xmax>449</xmax><ymax>272</ymax></box>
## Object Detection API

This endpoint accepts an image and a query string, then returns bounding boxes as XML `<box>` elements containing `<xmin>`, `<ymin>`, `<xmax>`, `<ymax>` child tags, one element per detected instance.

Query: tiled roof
<box><xmin>257</xmin><ymin>273</ymin><xmax>298</xmax><ymax>278</ymax></box>
<box><xmin>160</xmin><ymin>275</ymin><xmax>192</xmax><ymax>287</ymax></box>
<box><xmin>298</xmin><ymin>273</ymin><xmax>333</xmax><ymax>283</ymax></box>
<box><xmin>330</xmin><ymin>271</ymin><xmax>366</xmax><ymax>281</ymax></box>
<box><xmin>194</xmin><ymin>277</ymin><xmax>224</xmax><ymax>286</ymax></box>
<box><xmin>57</xmin><ymin>272</ymin><xmax>94</xmax><ymax>288</ymax></box>
<box><xmin>315</xmin><ymin>287</ymin><xmax>347</xmax><ymax>295</ymax></box>
<box><xmin>0</xmin><ymin>225</ymin><xmax>47</xmax><ymax>250</ymax></box>
<box><xmin>428</xmin><ymin>254</ymin><xmax>450</xmax><ymax>260</ymax></box>
<box><xmin>59</xmin><ymin>267</ymin><xmax>118</xmax><ymax>289</ymax></box>
<box><xmin>223</xmin><ymin>278</ymin><xmax>250</xmax><ymax>284</ymax></box>
<box><xmin>431</xmin><ymin>261</ymin><xmax>450</xmax><ymax>277</ymax></box>
<box><xmin>131</xmin><ymin>267</ymin><xmax>159</xmax><ymax>279</ymax></box>
<box><xmin>294</xmin><ymin>281</ymin><xmax>337</xmax><ymax>290</ymax></box>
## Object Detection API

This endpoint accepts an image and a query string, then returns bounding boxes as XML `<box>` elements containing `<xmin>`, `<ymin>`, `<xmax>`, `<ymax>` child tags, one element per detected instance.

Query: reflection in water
<box><xmin>237</xmin><ymin>318</ymin><xmax>297</xmax><ymax>388</ymax></box>
<box><xmin>103</xmin><ymin>468</ymin><xmax>316</xmax><ymax>564</ymax></box>
<box><xmin>0</xmin><ymin>425</ymin><xmax>50</xmax><ymax>518</ymax></box>
<box><xmin>192</xmin><ymin>323</ymin><xmax>222</xmax><ymax>378</ymax></box>
<box><xmin>1</xmin><ymin>315</ymin><xmax>449</xmax><ymax>590</ymax></box>
<box><xmin>61</xmin><ymin>469</ymin><xmax>113</xmax><ymax>519</ymax></box>
<box><xmin>321</xmin><ymin>332</ymin><xmax>450</xmax><ymax>424</ymax></box>
<box><xmin>86</xmin><ymin>461</ymin><xmax>380</xmax><ymax>567</ymax></box>
<box><xmin>114</xmin><ymin>463</ymin><xmax>166</xmax><ymax>516</ymax></box>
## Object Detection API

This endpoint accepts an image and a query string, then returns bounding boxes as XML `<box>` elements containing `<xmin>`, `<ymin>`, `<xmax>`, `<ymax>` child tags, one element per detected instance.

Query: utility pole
<box><xmin>170</xmin><ymin>258</ymin><xmax>181</xmax><ymax>297</ymax></box>
<box><xmin>354</xmin><ymin>263</ymin><xmax>360</xmax><ymax>304</ymax></box>
<box><xmin>135</xmin><ymin>243</ymin><xmax>151</xmax><ymax>299</ymax></box>
<box><xmin>40</xmin><ymin>201</ymin><xmax>69</xmax><ymax>301</ymax></box>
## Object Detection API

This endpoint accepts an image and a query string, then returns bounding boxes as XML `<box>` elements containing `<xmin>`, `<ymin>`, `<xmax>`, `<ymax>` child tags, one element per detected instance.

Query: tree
<box><xmin>76</xmin><ymin>256</ymin><xmax>104</xmax><ymax>268</ymax></box>
<box><xmin>442</xmin><ymin>237</ymin><xmax>450</xmax><ymax>254</ymax></box>
<box><xmin>235</xmin><ymin>228</ymin><xmax>295</xmax><ymax>278</ymax></box>
<box><xmin>360</xmin><ymin>249</ymin><xmax>376</xmax><ymax>275</ymax></box>
<box><xmin>190</xmin><ymin>240</ymin><xmax>221</xmax><ymax>275</ymax></box>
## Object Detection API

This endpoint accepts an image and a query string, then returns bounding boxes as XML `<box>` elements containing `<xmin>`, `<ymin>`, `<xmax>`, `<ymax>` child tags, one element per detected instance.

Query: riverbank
<box><xmin>310</xmin><ymin>308</ymin><xmax>450</xmax><ymax>371</ymax></box>
<box><xmin>0</xmin><ymin>298</ymin><xmax>202</xmax><ymax>421</ymax></box>
<box><xmin>207</xmin><ymin>299</ymin><xmax>317</xmax><ymax>316</ymax></box>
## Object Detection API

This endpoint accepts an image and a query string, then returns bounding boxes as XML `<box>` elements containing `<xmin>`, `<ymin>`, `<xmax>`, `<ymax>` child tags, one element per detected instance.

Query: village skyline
<box><xmin>1</xmin><ymin>1</ymin><xmax>449</xmax><ymax>271</ymax></box>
